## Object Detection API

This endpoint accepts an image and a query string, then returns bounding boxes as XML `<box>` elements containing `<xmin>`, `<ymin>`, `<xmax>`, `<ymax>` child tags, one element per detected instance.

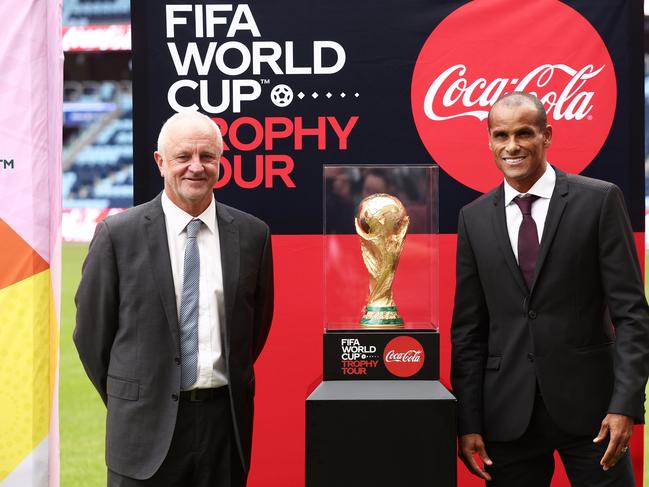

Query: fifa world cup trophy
<box><xmin>355</xmin><ymin>193</ymin><xmax>410</xmax><ymax>329</ymax></box>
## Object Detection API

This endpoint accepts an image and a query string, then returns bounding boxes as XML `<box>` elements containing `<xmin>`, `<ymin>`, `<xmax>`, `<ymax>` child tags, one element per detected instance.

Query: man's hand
<box><xmin>459</xmin><ymin>433</ymin><xmax>493</xmax><ymax>481</ymax></box>
<box><xmin>593</xmin><ymin>413</ymin><xmax>633</xmax><ymax>471</ymax></box>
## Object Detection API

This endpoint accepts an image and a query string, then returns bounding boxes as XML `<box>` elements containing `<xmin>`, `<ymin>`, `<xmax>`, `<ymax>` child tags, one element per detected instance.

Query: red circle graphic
<box><xmin>411</xmin><ymin>0</ymin><xmax>616</xmax><ymax>193</ymax></box>
<box><xmin>383</xmin><ymin>336</ymin><xmax>425</xmax><ymax>378</ymax></box>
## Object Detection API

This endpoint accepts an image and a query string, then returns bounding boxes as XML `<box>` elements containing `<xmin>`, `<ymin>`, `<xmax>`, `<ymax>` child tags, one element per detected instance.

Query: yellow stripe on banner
<box><xmin>0</xmin><ymin>269</ymin><xmax>53</xmax><ymax>480</ymax></box>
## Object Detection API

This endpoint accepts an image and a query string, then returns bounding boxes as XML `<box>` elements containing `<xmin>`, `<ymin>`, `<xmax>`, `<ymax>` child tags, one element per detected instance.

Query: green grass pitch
<box><xmin>60</xmin><ymin>243</ymin><xmax>105</xmax><ymax>486</ymax></box>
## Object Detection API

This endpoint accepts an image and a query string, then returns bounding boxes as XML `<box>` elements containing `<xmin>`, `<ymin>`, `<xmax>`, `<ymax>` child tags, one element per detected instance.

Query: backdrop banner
<box><xmin>131</xmin><ymin>1</ymin><xmax>645</xmax><ymax>485</ymax></box>
<box><xmin>0</xmin><ymin>0</ymin><xmax>63</xmax><ymax>485</ymax></box>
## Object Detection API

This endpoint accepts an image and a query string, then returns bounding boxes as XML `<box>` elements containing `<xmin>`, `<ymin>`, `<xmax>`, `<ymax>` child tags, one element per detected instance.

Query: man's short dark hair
<box><xmin>487</xmin><ymin>92</ymin><xmax>547</xmax><ymax>130</ymax></box>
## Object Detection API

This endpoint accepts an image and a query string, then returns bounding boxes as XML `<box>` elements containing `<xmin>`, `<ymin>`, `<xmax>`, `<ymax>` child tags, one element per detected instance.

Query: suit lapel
<box><xmin>143</xmin><ymin>194</ymin><xmax>180</xmax><ymax>346</ymax></box>
<box><xmin>531</xmin><ymin>168</ymin><xmax>568</xmax><ymax>291</ymax></box>
<box><xmin>491</xmin><ymin>185</ymin><xmax>529</xmax><ymax>295</ymax></box>
<box><xmin>217</xmin><ymin>202</ymin><xmax>239</xmax><ymax>358</ymax></box>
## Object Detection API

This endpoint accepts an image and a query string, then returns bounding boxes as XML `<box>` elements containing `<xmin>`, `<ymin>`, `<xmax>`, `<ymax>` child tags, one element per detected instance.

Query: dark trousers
<box><xmin>485</xmin><ymin>393</ymin><xmax>635</xmax><ymax>487</ymax></box>
<box><xmin>108</xmin><ymin>387</ymin><xmax>246</xmax><ymax>487</ymax></box>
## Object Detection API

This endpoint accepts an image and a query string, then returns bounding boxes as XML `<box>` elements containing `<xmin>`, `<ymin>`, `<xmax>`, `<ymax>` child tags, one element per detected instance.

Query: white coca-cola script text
<box><xmin>423</xmin><ymin>63</ymin><xmax>605</xmax><ymax>122</ymax></box>
<box><xmin>385</xmin><ymin>349</ymin><xmax>422</xmax><ymax>363</ymax></box>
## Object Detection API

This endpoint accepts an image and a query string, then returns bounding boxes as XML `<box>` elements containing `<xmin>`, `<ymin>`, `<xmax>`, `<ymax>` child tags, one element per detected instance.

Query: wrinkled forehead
<box><xmin>165</xmin><ymin>118</ymin><xmax>222</xmax><ymax>151</ymax></box>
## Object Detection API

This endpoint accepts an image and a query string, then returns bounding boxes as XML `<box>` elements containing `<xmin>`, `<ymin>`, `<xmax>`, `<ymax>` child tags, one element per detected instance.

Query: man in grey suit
<box><xmin>451</xmin><ymin>92</ymin><xmax>649</xmax><ymax>486</ymax></box>
<box><xmin>74</xmin><ymin>111</ymin><xmax>274</xmax><ymax>486</ymax></box>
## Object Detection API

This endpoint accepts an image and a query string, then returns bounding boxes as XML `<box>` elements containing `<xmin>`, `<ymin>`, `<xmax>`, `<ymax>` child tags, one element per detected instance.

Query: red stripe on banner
<box><xmin>0</xmin><ymin>218</ymin><xmax>49</xmax><ymax>291</ymax></box>
<box><xmin>249</xmin><ymin>235</ymin><xmax>321</xmax><ymax>487</ymax></box>
<box><xmin>248</xmin><ymin>234</ymin><xmax>645</xmax><ymax>486</ymax></box>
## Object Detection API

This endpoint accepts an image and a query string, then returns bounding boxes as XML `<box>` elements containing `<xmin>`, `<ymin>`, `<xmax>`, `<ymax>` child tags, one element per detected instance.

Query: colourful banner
<box><xmin>0</xmin><ymin>0</ymin><xmax>62</xmax><ymax>485</ymax></box>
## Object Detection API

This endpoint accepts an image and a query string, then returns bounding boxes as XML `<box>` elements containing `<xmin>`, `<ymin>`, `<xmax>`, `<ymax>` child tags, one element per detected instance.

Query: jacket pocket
<box><xmin>574</xmin><ymin>342</ymin><xmax>614</xmax><ymax>354</ymax></box>
<box><xmin>106</xmin><ymin>375</ymin><xmax>139</xmax><ymax>401</ymax></box>
<box><xmin>485</xmin><ymin>356</ymin><xmax>502</xmax><ymax>370</ymax></box>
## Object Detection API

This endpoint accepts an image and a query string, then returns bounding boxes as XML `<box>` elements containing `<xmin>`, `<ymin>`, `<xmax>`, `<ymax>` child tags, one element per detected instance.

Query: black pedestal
<box><xmin>306</xmin><ymin>380</ymin><xmax>456</xmax><ymax>487</ymax></box>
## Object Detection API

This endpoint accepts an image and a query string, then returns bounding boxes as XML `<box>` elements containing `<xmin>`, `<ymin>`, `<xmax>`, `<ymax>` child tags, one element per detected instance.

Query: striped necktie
<box><xmin>179</xmin><ymin>219</ymin><xmax>201</xmax><ymax>389</ymax></box>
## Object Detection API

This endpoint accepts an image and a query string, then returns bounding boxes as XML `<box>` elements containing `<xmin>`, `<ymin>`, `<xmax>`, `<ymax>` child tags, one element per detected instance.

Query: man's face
<box><xmin>488</xmin><ymin>101</ymin><xmax>552</xmax><ymax>193</ymax></box>
<box><xmin>154</xmin><ymin>118</ymin><xmax>222</xmax><ymax>215</ymax></box>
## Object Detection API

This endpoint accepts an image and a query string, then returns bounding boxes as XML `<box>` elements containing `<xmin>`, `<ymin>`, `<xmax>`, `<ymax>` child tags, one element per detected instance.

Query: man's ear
<box><xmin>543</xmin><ymin>125</ymin><xmax>553</xmax><ymax>147</ymax></box>
<box><xmin>153</xmin><ymin>151</ymin><xmax>165</xmax><ymax>176</ymax></box>
<box><xmin>487</xmin><ymin>126</ymin><xmax>493</xmax><ymax>151</ymax></box>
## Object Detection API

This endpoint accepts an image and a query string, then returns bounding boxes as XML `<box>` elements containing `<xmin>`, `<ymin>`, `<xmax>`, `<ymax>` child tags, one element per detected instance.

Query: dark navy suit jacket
<box><xmin>451</xmin><ymin>168</ymin><xmax>649</xmax><ymax>441</ymax></box>
<box><xmin>74</xmin><ymin>193</ymin><xmax>274</xmax><ymax>479</ymax></box>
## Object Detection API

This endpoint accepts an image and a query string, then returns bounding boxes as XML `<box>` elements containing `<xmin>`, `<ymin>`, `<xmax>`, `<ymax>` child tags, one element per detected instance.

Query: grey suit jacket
<box><xmin>74</xmin><ymin>193</ymin><xmax>274</xmax><ymax>479</ymax></box>
<box><xmin>451</xmin><ymin>168</ymin><xmax>649</xmax><ymax>441</ymax></box>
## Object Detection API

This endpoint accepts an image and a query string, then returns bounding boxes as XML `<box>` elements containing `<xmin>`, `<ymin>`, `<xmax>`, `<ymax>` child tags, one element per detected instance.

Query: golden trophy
<box><xmin>355</xmin><ymin>193</ymin><xmax>410</xmax><ymax>329</ymax></box>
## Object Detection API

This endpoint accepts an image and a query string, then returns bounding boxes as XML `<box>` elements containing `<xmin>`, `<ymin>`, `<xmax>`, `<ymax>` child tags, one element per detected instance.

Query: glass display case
<box><xmin>323</xmin><ymin>165</ymin><xmax>439</xmax><ymax>331</ymax></box>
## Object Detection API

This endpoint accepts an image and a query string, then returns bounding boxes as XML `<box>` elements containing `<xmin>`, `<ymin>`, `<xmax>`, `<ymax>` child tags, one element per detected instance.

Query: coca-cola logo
<box><xmin>385</xmin><ymin>349</ymin><xmax>423</xmax><ymax>363</ymax></box>
<box><xmin>383</xmin><ymin>336</ymin><xmax>425</xmax><ymax>378</ymax></box>
<box><xmin>411</xmin><ymin>0</ymin><xmax>616</xmax><ymax>193</ymax></box>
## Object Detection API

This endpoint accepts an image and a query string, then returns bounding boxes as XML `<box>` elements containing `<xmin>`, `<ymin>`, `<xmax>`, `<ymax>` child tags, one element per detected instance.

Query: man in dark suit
<box><xmin>74</xmin><ymin>111</ymin><xmax>274</xmax><ymax>486</ymax></box>
<box><xmin>451</xmin><ymin>92</ymin><xmax>649</xmax><ymax>486</ymax></box>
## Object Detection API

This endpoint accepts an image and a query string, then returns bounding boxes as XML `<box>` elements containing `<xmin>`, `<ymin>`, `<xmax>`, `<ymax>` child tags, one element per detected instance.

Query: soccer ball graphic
<box><xmin>270</xmin><ymin>84</ymin><xmax>293</xmax><ymax>107</ymax></box>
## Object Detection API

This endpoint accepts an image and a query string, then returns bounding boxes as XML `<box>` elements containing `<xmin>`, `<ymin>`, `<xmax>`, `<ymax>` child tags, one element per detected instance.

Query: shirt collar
<box><xmin>161</xmin><ymin>191</ymin><xmax>217</xmax><ymax>236</ymax></box>
<box><xmin>503</xmin><ymin>163</ymin><xmax>556</xmax><ymax>206</ymax></box>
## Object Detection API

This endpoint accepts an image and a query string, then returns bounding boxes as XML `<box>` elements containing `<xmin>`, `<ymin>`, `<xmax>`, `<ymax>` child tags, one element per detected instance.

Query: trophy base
<box><xmin>359</xmin><ymin>322</ymin><xmax>403</xmax><ymax>329</ymax></box>
<box><xmin>359</xmin><ymin>305</ymin><xmax>404</xmax><ymax>329</ymax></box>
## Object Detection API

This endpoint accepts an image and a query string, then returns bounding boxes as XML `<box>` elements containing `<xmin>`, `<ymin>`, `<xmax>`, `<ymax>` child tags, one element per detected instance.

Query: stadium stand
<box><xmin>63</xmin><ymin>80</ymin><xmax>133</xmax><ymax>208</ymax></box>
<box><xmin>63</xmin><ymin>0</ymin><xmax>130</xmax><ymax>26</ymax></box>
<box><xmin>62</xmin><ymin>0</ymin><xmax>133</xmax><ymax>209</ymax></box>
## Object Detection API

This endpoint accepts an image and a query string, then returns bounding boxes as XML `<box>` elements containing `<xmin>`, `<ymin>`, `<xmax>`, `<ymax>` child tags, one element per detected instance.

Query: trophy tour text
<box><xmin>340</xmin><ymin>338</ymin><xmax>379</xmax><ymax>376</ymax></box>
<box><xmin>165</xmin><ymin>5</ymin><xmax>359</xmax><ymax>189</ymax></box>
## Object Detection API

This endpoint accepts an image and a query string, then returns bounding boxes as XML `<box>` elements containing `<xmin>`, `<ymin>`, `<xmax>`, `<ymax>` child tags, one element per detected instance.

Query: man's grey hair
<box><xmin>156</xmin><ymin>111</ymin><xmax>223</xmax><ymax>154</ymax></box>
<box><xmin>487</xmin><ymin>92</ymin><xmax>547</xmax><ymax>130</ymax></box>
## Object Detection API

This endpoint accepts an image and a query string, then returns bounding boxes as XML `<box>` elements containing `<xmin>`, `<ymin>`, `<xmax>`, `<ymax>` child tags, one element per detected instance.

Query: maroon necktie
<box><xmin>514</xmin><ymin>195</ymin><xmax>540</xmax><ymax>289</ymax></box>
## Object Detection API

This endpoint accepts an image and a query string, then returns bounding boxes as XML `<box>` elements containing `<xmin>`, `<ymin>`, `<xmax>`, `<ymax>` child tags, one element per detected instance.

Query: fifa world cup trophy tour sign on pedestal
<box><xmin>306</xmin><ymin>166</ymin><xmax>456</xmax><ymax>487</ymax></box>
<box><xmin>355</xmin><ymin>193</ymin><xmax>409</xmax><ymax>328</ymax></box>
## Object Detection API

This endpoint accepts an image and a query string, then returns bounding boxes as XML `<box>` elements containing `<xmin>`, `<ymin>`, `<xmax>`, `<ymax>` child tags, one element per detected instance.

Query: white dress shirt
<box><xmin>161</xmin><ymin>192</ymin><xmax>228</xmax><ymax>390</ymax></box>
<box><xmin>503</xmin><ymin>164</ymin><xmax>556</xmax><ymax>263</ymax></box>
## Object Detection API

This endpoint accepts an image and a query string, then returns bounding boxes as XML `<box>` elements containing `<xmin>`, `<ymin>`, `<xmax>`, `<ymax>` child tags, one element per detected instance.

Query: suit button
<box><xmin>171</xmin><ymin>393</ymin><xmax>178</xmax><ymax>401</ymax></box>
<box><xmin>174</xmin><ymin>357</ymin><xmax>180</xmax><ymax>365</ymax></box>
<box><xmin>528</xmin><ymin>310</ymin><xmax>537</xmax><ymax>319</ymax></box>
<box><xmin>527</xmin><ymin>353</ymin><xmax>535</xmax><ymax>362</ymax></box>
